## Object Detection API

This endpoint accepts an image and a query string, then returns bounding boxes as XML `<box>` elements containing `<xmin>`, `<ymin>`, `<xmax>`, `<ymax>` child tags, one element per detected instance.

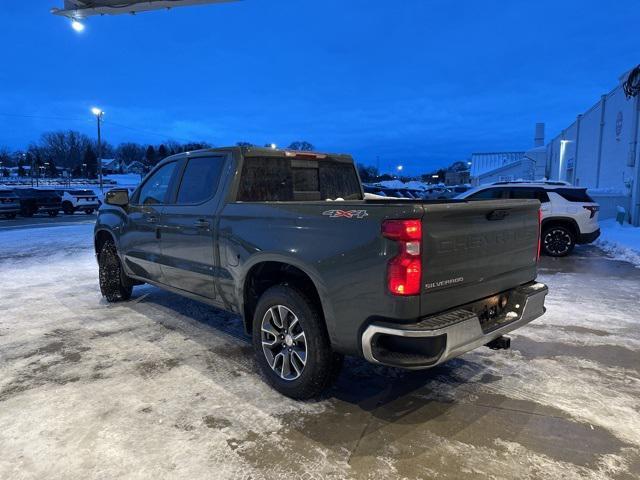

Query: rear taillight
<box><xmin>382</xmin><ymin>219</ymin><xmax>422</xmax><ymax>296</ymax></box>
<box><xmin>537</xmin><ymin>208</ymin><xmax>542</xmax><ymax>262</ymax></box>
<box><xmin>583</xmin><ymin>205</ymin><xmax>599</xmax><ymax>218</ymax></box>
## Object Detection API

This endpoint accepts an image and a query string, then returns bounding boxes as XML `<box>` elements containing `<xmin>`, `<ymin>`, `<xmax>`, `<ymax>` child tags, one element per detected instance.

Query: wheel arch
<box><xmin>240</xmin><ymin>259</ymin><xmax>328</xmax><ymax>338</ymax></box>
<box><xmin>541</xmin><ymin>217</ymin><xmax>579</xmax><ymax>238</ymax></box>
<box><xmin>94</xmin><ymin>228</ymin><xmax>117</xmax><ymax>258</ymax></box>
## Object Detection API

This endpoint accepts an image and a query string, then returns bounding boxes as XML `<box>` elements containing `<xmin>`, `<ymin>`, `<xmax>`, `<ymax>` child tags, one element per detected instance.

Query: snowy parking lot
<box><xmin>1</xmin><ymin>222</ymin><xmax>639</xmax><ymax>479</ymax></box>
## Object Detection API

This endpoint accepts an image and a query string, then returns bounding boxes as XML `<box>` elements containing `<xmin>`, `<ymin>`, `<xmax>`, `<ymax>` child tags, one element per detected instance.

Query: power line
<box><xmin>102</xmin><ymin>119</ymin><xmax>199</xmax><ymax>144</ymax></box>
<box><xmin>0</xmin><ymin>112</ymin><xmax>90</xmax><ymax>123</ymax></box>
<box><xmin>0</xmin><ymin>112</ymin><xmax>204</xmax><ymax>145</ymax></box>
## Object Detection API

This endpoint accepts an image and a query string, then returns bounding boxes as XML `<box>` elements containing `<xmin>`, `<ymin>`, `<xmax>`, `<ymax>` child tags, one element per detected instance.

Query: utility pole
<box><xmin>92</xmin><ymin>107</ymin><xmax>104</xmax><ymax>192</ymax></box>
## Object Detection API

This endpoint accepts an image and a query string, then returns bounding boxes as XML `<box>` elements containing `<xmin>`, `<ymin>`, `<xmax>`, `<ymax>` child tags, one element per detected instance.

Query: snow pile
<box><xmin>596</xmin><ymin>219</ymin><xmax>640</xmax><ymax>267</ymax></box>
<box><xmin>104</xmin><ymin>173</ymin><xmax>142</xmax><ymax>188</ymax></box>
<box><xmin>376</xmin><ymin>180</ymin><xmax>445</xmax><ymax>190</ymax></box>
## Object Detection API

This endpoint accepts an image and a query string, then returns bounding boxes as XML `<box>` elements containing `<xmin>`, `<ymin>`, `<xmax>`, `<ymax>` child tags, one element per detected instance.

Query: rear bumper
<box><xmin>361</xmin><ymin>282</ymin><xmax>548</xmax><ymax>369</ymax></box>
<box><xmin>577</xmin><ymin>228</ymin><xmax>600</xmax><ymax>244</ymax></box>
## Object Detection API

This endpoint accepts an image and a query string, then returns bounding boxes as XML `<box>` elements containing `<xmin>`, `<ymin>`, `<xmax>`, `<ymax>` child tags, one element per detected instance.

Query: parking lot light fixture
<box><xmin>270</xmin><ymin>143</ymin><xmax>277</xmax><ymax>150</ymax></box>
<box><xmin>92</xmin><ymin>108</ymin><xmax>105</xmax><ymax>191</ymax></box>
<box><xmin>71</xmin><ymin>19</ymin><xmax>85</xmax><ymax>32</ymax></box>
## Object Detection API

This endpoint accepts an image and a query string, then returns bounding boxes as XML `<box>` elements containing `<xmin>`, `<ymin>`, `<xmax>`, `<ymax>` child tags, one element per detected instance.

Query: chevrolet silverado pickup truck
<box><xmin>95</xmin><ymin>147</ymin><xmax>548</xmax><ymax>399</ymax></box>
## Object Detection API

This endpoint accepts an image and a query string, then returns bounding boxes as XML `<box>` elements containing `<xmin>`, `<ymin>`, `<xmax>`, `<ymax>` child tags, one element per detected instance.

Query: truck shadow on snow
<box><xmin>124</xmin><ymin>284</ymin><xmax>496</xmax><ymax>412</ymax></box>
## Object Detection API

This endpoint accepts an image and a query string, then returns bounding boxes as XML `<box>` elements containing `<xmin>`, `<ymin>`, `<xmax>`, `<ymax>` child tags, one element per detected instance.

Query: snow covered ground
<box><xmin>1</xmin><ymin>225</ymin><xmax>639</xmax><ymax>479</ymax></box>
<box><xmin>596</xmin><ymin>219</ymin><xmax>640</xmax><ymax>267</ymax></box>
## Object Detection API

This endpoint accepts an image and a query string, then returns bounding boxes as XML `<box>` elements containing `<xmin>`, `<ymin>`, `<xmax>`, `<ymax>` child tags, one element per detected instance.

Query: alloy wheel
<box><xmin>261</xmin><ymin>305</ymin><xmax>307</xmax><ymax>381</ymax></box>
<box><xmin>544</xmin><ymin>228</ymin><xmax>572</xmax><ymax>255</ymax></box>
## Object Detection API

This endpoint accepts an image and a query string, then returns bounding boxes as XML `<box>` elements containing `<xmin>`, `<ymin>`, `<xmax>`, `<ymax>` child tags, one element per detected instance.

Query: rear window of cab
<box><xmin>237</xmin><ymin>156</ymin><xmax>362</xmax><ymax>202</ymax></box>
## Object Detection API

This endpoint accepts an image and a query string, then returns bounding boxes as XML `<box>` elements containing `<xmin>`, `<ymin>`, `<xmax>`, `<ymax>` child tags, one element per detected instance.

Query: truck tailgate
<box><xmin>420</xmin><ymin>199</ymin><xmax>540</xmax><ymax>316</ymax></box>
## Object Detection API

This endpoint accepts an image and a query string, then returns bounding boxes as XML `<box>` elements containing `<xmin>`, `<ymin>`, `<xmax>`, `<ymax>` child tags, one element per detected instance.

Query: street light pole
<box><xmin>92</xmin><ymin>107</ymin><xmax>104</xmax><ymax>192</ymax></box>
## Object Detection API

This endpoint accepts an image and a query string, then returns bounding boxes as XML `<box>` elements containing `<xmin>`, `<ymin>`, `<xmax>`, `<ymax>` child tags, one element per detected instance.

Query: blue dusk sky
<box><xmin>0</xmin><ymin>0</ymin><xmax>638</xmax><ymax>174</ymax></box>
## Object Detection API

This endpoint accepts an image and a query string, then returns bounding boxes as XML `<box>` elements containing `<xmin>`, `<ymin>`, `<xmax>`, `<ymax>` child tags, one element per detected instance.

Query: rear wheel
<box><xmin>47</xmin><ymin>210</ymin><xmax>59</xmax><ymax>217</ymax></box>
<box><xmin>252</xmin><ymin>285</ymin><xmax>342</xmax><ymax>399</ymax></box>
<box><xmin>99</xmin><ymin>240</ymin><xmax>133</xmax><ymax>302</ymax></box>
<box><xmin>542</xmin><ymin>226</ymin><xmax>575</xmax><ymax>257</ymax></box>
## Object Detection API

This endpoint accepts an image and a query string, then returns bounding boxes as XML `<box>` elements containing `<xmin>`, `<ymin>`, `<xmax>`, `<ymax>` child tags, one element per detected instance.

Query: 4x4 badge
<box><xmin>322</xmin><ymin>209</ymin><xmax>368</xmax><ymax>219</ymax></box>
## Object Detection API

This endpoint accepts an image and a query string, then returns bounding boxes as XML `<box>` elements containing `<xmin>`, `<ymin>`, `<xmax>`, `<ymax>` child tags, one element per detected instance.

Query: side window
<box><xmin>536</xmin><ymin>190</ymin><xmax>550</xmax><ymax>203</ymax></box>
<box><xmin>555</xmin><ymin>188</ymin><xmax>594</xmax><ymax>203</ymax></box>
<box><xmin>468</xmin><ymin>188</ymin><xmax>506</xmax><ymax>200</ymax></box>
<box><xmin>137</xmin><ymin>162</ymin><xmax>177</xmax><ymax>206</ymax></box>
<box><xmin>510</xmin><ymin>188</ymin><xmax>550</xmax><ymax>203</ymax></box>
<box><xmin>176</xmin><ymin>157</ymin><xmax>224</xmax><ymax>204</ymax></box>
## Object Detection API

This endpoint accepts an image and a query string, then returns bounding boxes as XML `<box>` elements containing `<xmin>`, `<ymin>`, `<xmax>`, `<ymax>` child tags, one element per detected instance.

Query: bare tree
<box><xmin>115</xmin><ymin>143</ymin><xmax>146</xmax><ymax>166</ymax></box>
<box><xmin>0</xmin><ymin>146</ymin><xmax>13</xmax><ymax>167</ymax></box>
<box><xmin>38</xmin><ymin>130</ymin><xmax>92</xmax><ymax>168</ymax></box>
<box><xmin>288</xmin><ymin>141</ymin><xmax>315</xmax><ymax>151</ymax></box>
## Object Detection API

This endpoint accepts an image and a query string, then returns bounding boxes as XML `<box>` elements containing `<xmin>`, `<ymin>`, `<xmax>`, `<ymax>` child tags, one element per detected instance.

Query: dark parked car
<box><xmin>0</xmin><ymin>189</ymin><xmax>21</xmax><ymax>219</ymax></box>
<box><xmin>12</xmin><ymin>188</ymin><xmax>62</xmax><ymax>217</ymax></box>
<box><xmin>95</xmin><ymin>147</ymin><xmax>547</xmax><ymax>399</ymax></box>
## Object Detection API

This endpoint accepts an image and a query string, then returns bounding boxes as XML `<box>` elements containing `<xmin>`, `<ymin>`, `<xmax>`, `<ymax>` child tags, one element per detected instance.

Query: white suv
<box><xmin>58</xmin><ymin>189</ymin><xmax>100</xmax><ymax>215</ymax></box>
<box><xmin>457</xmin><ymin>182</ymin><xmax>600</xmax><ymax>257</ymax></box>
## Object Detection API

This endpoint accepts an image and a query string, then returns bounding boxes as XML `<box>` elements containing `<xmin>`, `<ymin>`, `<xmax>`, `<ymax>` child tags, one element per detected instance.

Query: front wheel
<box><xmin>252</xmin><ymin>285</ymin><xmax>342</xmax><ymax>399</ymax></box>
<box><xmin>99</xmin><ymin>240</ymin><xmax>133</xmax><ymax>302</ymax></box>
<box><xmin>542</xmin><ymin>226</ymin><xmax>575</xmax><ymax>257</ymax></box>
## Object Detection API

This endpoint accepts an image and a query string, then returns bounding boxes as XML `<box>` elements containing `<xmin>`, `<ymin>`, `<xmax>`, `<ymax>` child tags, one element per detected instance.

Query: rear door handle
<box><xmin>195</xmin><ymin>219</ymin><xmax>210</xmax><ymax>229</ymax></box>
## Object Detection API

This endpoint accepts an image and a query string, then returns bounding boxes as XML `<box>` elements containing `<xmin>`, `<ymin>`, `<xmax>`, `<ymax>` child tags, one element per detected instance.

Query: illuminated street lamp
<box><xmin>92</xmin><ymin>107</ymin><xmax>105</xmax><ymax>191</ymax></box>
<box><xmin>71</xmin><ymin>19</ymin><xmax>85</xmax><ymax>32</ymax></box>
<box><xmin>396</xmin><ymin>165</ymin><xmax>403</xmax><ymax>172</ymax></box>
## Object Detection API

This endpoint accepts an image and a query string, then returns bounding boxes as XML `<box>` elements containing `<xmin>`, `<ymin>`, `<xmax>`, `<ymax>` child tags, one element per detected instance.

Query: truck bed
<box><xmin>219</xmin><ymin>197</ymin><xmax>541</xmax><ymax>354</ymax></box>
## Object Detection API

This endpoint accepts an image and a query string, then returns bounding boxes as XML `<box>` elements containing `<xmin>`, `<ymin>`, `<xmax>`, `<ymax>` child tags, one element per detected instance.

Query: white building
<box><xmin>470</xmin><ymin>123</ymin><xmax>547</xmax><ymax>185</ymax></box>
<box><xmin>546</xmin><ymin>69</ymin><xmax>640</xmax><ymax>225</ymax></box>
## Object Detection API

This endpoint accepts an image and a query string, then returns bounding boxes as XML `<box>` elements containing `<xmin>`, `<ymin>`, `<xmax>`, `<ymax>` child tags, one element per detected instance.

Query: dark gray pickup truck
<box><xmin>95</xmin><ymin>147</ymin><xmax>548</xmax><ymax>398</ymax></box>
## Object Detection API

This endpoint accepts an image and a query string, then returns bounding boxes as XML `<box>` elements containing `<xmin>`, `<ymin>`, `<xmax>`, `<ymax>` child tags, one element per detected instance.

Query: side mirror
<box><xmin>105</xmin><ymin>188</ymin><xmax>129</xmax><ymax>207</ymax></box>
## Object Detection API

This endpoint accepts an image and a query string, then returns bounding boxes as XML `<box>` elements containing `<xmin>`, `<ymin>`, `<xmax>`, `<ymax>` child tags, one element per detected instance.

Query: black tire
<box><xmin>85</xmin><ymin>209</ymin><xmax>94</xmax><ymax>215</ymax></box>
<box><xmin>99</xmin><ymin>240</ymin><xmax>133</xmax><ymax>302</ymax></box>
<box><xmin>62</xmin><ymin>202</ymin><xmax>75</xmax><ymax>215</ymax></box>
<box><xmin>48</xmin><ymin>210</ymin><xmax>59</xmax><ymax>217</ymax></box>
<box><xmin>542</xmin><ymin>225</ymin><xmax>575</xmax><ymax>257</ymax></box>
<box><xmin>252</xmin><ymin>285</ymin><xmax>343</xmax><ymax>399</ymax></box>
